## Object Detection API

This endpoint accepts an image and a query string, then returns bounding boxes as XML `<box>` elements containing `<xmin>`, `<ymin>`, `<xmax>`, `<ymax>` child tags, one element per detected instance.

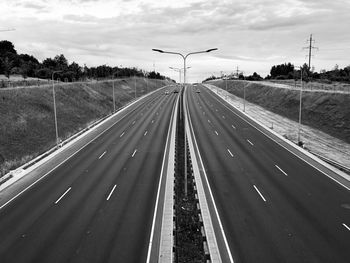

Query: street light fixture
<box><xmin>169</xmin><ymin>66</ymin><xmax>191</xmax><ymax>84</ymax></box>
<box><xmin>52</xmin><ymin>70</ymin><xmax>62</xmax><ymax>149</ymax></box>
<box><xmin>152</xmin><ymin>48</ymin><xmax>218</xmax><ymax>197</ymax></box>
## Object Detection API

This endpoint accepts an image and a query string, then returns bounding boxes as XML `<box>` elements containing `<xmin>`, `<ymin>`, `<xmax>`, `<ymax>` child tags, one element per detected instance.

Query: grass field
<box><xmin>0</xmin><ymin>77</ymin><xmax>171</xmax><ymax>177</ymax></box>
<box><xmin>208</xmin><ymin>80</ymin><xmax>350</xmax><ymax>144</ymax></box>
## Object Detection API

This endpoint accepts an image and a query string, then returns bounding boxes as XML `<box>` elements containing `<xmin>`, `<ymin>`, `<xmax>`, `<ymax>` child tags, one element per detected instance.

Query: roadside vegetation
<box><xmin>207</xmin><ymin>79</ymin><xmax>350</xmax><ymax>145</ymax></box>
<box><xmin>204</xmin><ymin>62</ymin><xmax>350</xmax><ymax>84</ymax></box>
<box><xmin>0</xmin><ymin>40</ymin><xmax>171</xmax><ymax>86</ymax></box>
<box><xmin>0</xmin><ymin>78</ymin><xmax>170</xmax><ymax>178</ymax></box>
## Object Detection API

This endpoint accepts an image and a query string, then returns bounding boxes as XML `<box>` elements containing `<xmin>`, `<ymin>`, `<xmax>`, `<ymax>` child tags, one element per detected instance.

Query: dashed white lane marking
<box><xmin>55</xmin><ymin>187</ymin><xmax>72</xmax><ymax>204</ymax></box>
<box><xmin>227</xmin><ymin>149</ymin><xmax>234</xmax><ymax>157</ymax></box>
<box><xmin>132</xmin><ymin>120</ymin><xmax>136</xmax><ymax>125</ymax></box>
<box><xmin>151</xmin><ymin>120</ymin><xmax>154</xmax><ymax>123</ymax></box>
<box><xmin>106</xmin><ymin>184</ymin><xmax>117</xmax><ymax>201</ymax></box>
<box><xmin>275</xmin><ymin>165</ymin><xmax>288</xmax><ymax>176</ymax></box>
<box><xmin>214</xmin><ymin>131</ymin><xmax>219</xmax><ymax>136</ymax></box>
<box><xmin>231</xmin><ymin>125</ymin><xmax>236</xmax><ymax>130</ymax></box>
<box><xmin>132</xmin><ymin>149</ymin><xmax>138</xmax><ymax>157</ymax></box>
<box><xmin>120</xmin><ymin>132</ymin><xmax>125</xmax><ymax>137</ymax></box>
<box><xmin>144</xmin><ymin>131</ymin><xmax>148</xmax><ymax>136</ymax></box>
<box><xmin>222</xmin><ymin>116</ymin><xmax>225</xmax><ymax>119</ymax></box>
<box><xmin>216</xmin><ymin>109</ymin><xmax>218</xmax><ymax>112</ymax></box>
<box><xmin>247</xmin><ymin>139</ymin><xmax>254</xmax><ymax>146</ymax></box>
<box><xmin>208</xmin><ymin>119</ymin><xmax>211</xmax><ymax>123</ymax></box>
<box><xmin>98</xmin><ymin>151</ymin><xmax>106</xmax><ymax>159</ymax></box>
<box><xmin>253</xmin><ymin>185</ymin><xmax>266</xmax><ymax>202</ymax></box>
<box><xmin>343</xmin><ymin>223</ymin><xmax>350</xmax><ymax>231</ymax></box>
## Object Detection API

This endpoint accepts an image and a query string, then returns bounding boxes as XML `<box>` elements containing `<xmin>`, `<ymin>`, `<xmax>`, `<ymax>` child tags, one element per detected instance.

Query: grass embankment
<box><xmin>208</xmin><ymin>80</ymin><xmax>350</xmax><ymax>144</ymax></box>
<box><xmin>0</xmin><ymin>78</ymin><xmax>170</xmax><ymax>177</ymax></box>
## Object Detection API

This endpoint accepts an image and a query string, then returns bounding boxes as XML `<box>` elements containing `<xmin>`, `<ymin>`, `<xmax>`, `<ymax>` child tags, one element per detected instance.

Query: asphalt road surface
<box><xmin>0</xmin><ymin>87</ymin><xmax>178</xmax><ymax>263</ymax></box>
<box><xmin>186</xmin><ymin>84</ymin><xmax>350</xmax><ymax>263</ymax></box>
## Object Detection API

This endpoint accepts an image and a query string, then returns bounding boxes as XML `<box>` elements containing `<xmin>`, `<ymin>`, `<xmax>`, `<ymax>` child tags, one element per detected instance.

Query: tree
<box><xmin>42</xmin><ymin>57</ymin><xmax>58</xmax><ymax>69</ymax></box>
<box><xmin>0</xmin><ymin>40</ymin><xmax>17</xmax><ymax>55</ymax></box>
<box><xmin>54</xmin><ymin>54</ymin><xmax>68</xmax><ymax>70</ymax></box>
<box><xmin>246</xmin><ymin>72</ymin><xmax>262</xmax><ymax>81</ymax></box>
<box><xmin>270</xmin><ymin>63</ymin><xmax>294</xmax><ymax>78</ymax></box>
<box><xmin>1</xmin><ymin>57</ymin><xmax>13</xmax><ymax>78</ymax></box>
<box><xmin>68</xmin><ymin>61</ymin><xmax>82</xmax><ymax>80</ymax></box>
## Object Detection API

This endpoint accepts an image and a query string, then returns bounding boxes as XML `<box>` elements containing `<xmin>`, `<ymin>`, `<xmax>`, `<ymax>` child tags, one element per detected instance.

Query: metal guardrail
<box><xmin>310</xmin><ymin>151</ymin><xmax>350</xmax><ymax>174</ymax></box>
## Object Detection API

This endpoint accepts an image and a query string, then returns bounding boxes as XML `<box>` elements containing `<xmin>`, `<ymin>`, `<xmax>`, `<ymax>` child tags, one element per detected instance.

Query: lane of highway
<box><xmin>186</xmin><ymin>85</ymin><xmax>350</xmax><ymax>263</ymax></box>
<box><xmin>0</xmin><ymin>87</ymin><xmax>178</xmax><ymax>262</ymax></box>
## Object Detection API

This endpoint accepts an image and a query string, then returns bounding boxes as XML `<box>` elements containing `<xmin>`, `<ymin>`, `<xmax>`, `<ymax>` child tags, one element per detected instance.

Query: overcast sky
<box><xmin>1</xmin><ymin>0</ymin><xmax>350</xmax><ymax>82</ymax></box>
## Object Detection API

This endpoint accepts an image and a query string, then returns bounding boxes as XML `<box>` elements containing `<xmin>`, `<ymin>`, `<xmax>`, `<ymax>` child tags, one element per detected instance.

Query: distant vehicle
<box><xmin>165</xmin><ymin>90</ymin><xmax>169</xmax><ymax>95</ymax></box>
<box><xmin>173</xmin><ymin>90</ymin><xmax>179</xmax><ymax>93</ymax></box>
<box><xmin>196</xmin><ymin>89</ymin><xmax>200</xmax><ymax>93</ymax></box>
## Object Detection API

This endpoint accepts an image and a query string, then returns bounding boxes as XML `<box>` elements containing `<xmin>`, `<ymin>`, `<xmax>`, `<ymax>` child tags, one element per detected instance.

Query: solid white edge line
<box><xmin>275</xmin><ymin>165</ymin><xmax>288</xmax><ymax>176</ymax></box>
<box><xmin>205</xmin><ymin>85</ymin><xmax>350</xmax><ymax>191</ymax></box>
<box><xmin>132</xmin><ymin>149</ymin><xmax>137</xmax><ymax>157</ymax></box>
<box><xmin>98</xmin><ymin>151</ymin><xmax>106</xmax><ymax>159</ymax></box>
<box><xmin>186</xmin><ymin>95</ymin><xmax>234</xmax><ymax>263</ymax></box>
<box><xmin>106</xmin><ymin>184</ymin><xmax>117</xmax><ymax>201</ymax></box>
<box><xmin>343</xmin><ymin>223</ymin><xmax>350</xmax><ymax>231</ymax></box>
<box><xmin>0</xmin><ymin>90</ymin><xmax>164</xmax><ymax>210</ymax></box>
<box><xmin>253</xmin><ymin>185</ymin><xmax>266</xmax><ymax>202</ymax></box>
<box><xmin>54</xmin><ymin>187</ymin><xmax>71</xmax><ymax>204</ymax></box>
<box><xmin>227</xmin><ymin>149</ymin><xmax>234</xmax><ymax>157</ymax></box>
<box><xmin>146</xmin><ymin>95</ymin><xmax>178</xmax><ymax>263</ymax></box>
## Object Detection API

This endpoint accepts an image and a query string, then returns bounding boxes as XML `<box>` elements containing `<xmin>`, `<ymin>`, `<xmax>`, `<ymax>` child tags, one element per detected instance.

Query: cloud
<box><xmin>0</xmin><ymin>0</ymin><xmax>350</xmax><ymax>81</ymax></box>
<box><xmin>20</xmin><ymin>2</ymin><xmax>47</xmax><ymax>11</ymax></box>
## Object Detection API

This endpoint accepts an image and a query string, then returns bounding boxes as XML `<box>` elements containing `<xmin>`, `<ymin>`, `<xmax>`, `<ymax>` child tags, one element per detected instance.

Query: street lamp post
<box><xmin>152</xmin><ymin>48</ymin><xmax>217</xmax><ymax>197</ymax></box>
<box><xmin>134</xmin><ymin>75</ymin><xmax>137</xmax><ymax>98</ymax></box>
<box><xmin>169</xmin><ymin>67</ymin><xmax>182</xmax><ymax>84</ymax></box>
<box><xmin>112</xmin><ymin>73</ymin><xmax>116</xmax><ymax>113</ymax></box>
<box><xmin>243</xmin><ymin>84</ymin><xmax>246</xmax><ymax>112</ymax></box>
<box><xmin>52</xmin><ymin>70</ymin><xmax>62</xmax><ymax>149</ymax></box>
<box><xmin>225</xmin><ymin>74</ymin><xmax>228</xmax><ymax>100</ymax></box>
<box><xmin>298</xmin><ymin>67</ymin><xmax>303</xmax><ymax>145</ymax></box>
<box><xmin>169</xmin><ymin>66</ymin><xmax>191</xmax><ymax>84</ymax></box>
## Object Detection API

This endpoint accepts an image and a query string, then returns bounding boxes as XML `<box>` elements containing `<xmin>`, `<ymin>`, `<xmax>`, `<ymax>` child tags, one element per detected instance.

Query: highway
<box><xmin>0</xmin><ymin>86</ymin><xmax>178</xmax><ymax>262</ymax></box>
<box><xmin>186</xmin><ymin>84</ymin><xmax>350</xmax><ymax>263</ymax></box>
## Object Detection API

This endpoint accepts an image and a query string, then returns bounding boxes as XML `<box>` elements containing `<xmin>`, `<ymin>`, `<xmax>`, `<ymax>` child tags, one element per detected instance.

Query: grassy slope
<box><xmin>0</xmin><ymin>78</ymin><xmax>171</xmax><ymax>176</ymax></box>
<box><xmin>208</xmin><ymin>80</ymin><xmax>350</xmax><ymax>144</ymax></box>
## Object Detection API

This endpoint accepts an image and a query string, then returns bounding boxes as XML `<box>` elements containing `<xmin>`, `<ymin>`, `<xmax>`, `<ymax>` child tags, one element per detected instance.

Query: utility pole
<box><xmin>235</xmin><ymin>66</ymin><xmax>240</xmax><ymax>77</ymax></box>
<box><xmin>303</xmin><ymin>34</ymin><xmax>318</xmax><ymax>70</ymax></box>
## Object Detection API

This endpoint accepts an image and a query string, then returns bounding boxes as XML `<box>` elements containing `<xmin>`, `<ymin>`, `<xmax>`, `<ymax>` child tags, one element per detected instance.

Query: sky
<box><xmin>1</xmin><ymin>0</ymin><xmax>350</xmax><ymax>83</ymax></box>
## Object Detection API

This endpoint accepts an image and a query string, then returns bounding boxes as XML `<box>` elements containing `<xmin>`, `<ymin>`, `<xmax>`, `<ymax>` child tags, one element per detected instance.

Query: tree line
<box><xmin>204</xmin><ymin>62</ymin><xmax>350</xmax><ymax>83</ymax></box>
<box><xmin>0</xmin><ymin>40</ymin><xmax>169</xmax><ymax>82</ymax></box>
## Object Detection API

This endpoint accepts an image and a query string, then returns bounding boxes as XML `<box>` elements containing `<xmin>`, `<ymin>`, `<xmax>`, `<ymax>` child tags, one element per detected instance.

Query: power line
<box><xmin>303</xmin><ymin>34</ymin><xmax>318</xmax><ymax>69</ymax></box>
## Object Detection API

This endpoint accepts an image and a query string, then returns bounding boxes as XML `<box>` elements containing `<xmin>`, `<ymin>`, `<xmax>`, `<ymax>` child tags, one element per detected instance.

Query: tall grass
<box><xmin>0</xmin><ymin>78</ymin><xmax>170</xmax><ymax>178</ymax></box>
